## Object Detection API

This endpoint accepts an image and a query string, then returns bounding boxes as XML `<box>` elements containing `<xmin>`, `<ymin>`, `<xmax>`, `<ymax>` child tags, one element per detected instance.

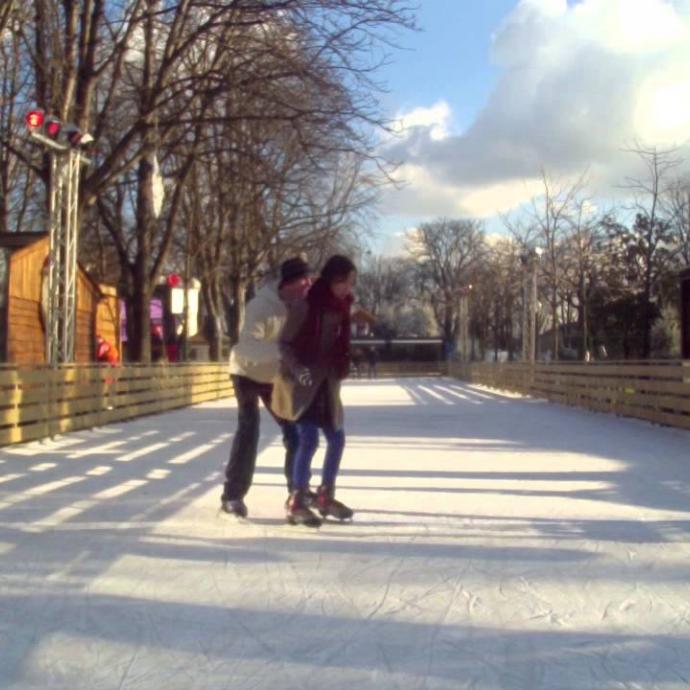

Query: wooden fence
<box><xmin>0</xmin><ymin>363</ymin><xmax>233</xmax><ymax>447</ymax></box>
<box><xmin>0</xmin><ymin>360</ymin><xmax>447</xmax><ymax>447</ymax></box>
<box><xmin>448</xmin><ymin>360</ymin><xmax>690</xmax><ymax>431</ymax></box>
<box><xmin>369</xmin><ymin>361</ymin><xmax>445</xmax><ymax>377</ymax></box>
<box><xmin>4</xmin><ymin>359</ymin><xmax>686</xmax><ymax>445</ymax></box>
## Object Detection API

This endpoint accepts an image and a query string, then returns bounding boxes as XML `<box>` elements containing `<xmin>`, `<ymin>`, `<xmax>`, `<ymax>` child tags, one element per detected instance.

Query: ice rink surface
<box><xmin>1</xmin><ymin>377</ymin><xmax>690</xmax><ymax>689</ymax></box>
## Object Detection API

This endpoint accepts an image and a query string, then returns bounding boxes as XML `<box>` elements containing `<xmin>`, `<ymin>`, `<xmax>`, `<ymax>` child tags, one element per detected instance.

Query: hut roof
<box><xmin>0</xmin><ymin>232</ymin><xmax>48</xmax><ymax>251</ymax></box>
<box><xmin>0</xmin><ymin>232</ymin><xmax>116</xmax><ymax>298</ymax></box>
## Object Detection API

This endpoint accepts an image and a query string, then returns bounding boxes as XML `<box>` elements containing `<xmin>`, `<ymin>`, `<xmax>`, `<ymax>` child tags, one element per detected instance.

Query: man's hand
<box><xmin>296</xmin><ymin>367</ymin><xmax>313</xmax><ymax>387</ymax></box>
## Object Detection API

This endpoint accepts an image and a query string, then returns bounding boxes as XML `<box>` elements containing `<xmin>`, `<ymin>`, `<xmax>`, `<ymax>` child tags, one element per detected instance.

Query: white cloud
<box><xmin>380</xmin><ymin>160</ymin><xmax>558</xmax><ymax>219</ymax></box>
<box><xmin>485</xmin><ymin>232</ymin><xmax>514</xmax><ymax>247</ymax></box>
<box><xmin>382</xmin><ymin>164</ymin><xmax>466</xmax><ymax>217</ymax></box>
<box><xmin>456</xmin><ymin>178</ymin><xmax>546</xmax><ymax>218</ymax></box>
<box><xmin>380</xmin><ymin>0</ymin><xmax>690</xmax><ymax>222</ymax></box>
<box><xmin>391</xmin><ymin>101</ymin><xmax>452</xmax><ymax>141</ymax></box>
<box><xmin>570</xmin><ymin>0</ymin><xmax>687</xmax><ymax>54</ymax></box>
<box><xmin>634</xmin><ymin>65</ymin><xmax>690</xmax><ymax>143</ymax></box>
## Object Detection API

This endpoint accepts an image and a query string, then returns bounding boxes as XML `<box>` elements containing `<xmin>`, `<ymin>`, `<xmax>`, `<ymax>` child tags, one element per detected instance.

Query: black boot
<box><xmin>315</xmin><ymin>485</ymin><xmax>353</xmax><ymax>521</ymax></box>
<box><xmin>286</xmin><ymin>489</ymin><xmax>322</xmax><ymax>528</ymax></box>
<box><xmin>220</xmin><ymin>498</ymin><xmax>248</xmax><ymax>518</ymax></box>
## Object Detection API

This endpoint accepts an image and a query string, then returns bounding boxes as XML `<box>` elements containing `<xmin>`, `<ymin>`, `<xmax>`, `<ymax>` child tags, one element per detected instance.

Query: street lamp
<box><xmin>520</xmin><ymin>247</ymin><xmax>542</xmax><ymax>363</ymax></box>
<box><xmin>458</xmin><ymin>284</ymin><xmax>473</xmax><ymax>362</ymax></box>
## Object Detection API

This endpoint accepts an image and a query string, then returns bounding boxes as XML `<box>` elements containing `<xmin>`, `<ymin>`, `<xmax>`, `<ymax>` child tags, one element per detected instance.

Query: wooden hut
<box><xmin>0</xmin><ymin>232</ymin><xmax>119</xmax><ymax>364</ymax></box>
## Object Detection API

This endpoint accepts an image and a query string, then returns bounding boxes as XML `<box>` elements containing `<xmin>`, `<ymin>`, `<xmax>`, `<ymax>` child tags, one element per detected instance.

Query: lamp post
<box><xmin>458</xmin><ymin>284</ymin><xmax>473</xmax><ymax>362</ymax></box>
<box><xmin>520</xmin><ymin>247</ymin><xmax>542</xmax><ymax>363</ymax></box>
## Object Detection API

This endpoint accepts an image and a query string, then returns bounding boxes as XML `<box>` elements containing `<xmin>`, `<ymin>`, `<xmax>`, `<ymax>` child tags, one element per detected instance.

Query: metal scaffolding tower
<box><xmin>45</xmin><ymin>149</ymin><xmax>83</xmax><ymax>365</ymax></box>
<box><xmin>27</xmin><ymin>120</ymin><xmax>90</xmax><ymax>366</ymax></box>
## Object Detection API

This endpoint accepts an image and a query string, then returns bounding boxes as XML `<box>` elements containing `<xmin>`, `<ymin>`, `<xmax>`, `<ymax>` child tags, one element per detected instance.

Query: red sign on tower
<box><xmin>25</xmin><ymin>110</ymin><xmax>45</xmax><ymax>130</ymax></box>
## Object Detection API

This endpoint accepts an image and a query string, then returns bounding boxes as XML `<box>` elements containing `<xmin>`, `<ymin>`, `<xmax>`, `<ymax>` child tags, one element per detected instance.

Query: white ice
<box><xmin>1</xmin><ymin>377</ymin><xmax>690</xmax><ymax>689</ymax></box>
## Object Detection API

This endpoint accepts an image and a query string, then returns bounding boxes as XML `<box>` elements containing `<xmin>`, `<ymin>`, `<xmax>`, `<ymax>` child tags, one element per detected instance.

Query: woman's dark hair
<box><xmin>320</xmin><ymin>254</ymin><xmax>356</xmax><ymax>284</ymax></box>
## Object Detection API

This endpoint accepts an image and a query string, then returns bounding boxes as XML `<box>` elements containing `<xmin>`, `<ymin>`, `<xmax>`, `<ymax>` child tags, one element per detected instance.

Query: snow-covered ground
<box><xmin>1</xmin><ymin>377</ymin><xmax>690</xmax><ymax>690</ymax></box>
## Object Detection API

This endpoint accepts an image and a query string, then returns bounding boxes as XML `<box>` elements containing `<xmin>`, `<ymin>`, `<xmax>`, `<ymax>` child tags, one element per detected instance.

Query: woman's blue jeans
<box><xmin>291</xmin><ymin>422</ymin><xmax>345</xmax><ymax>490</ymax></box>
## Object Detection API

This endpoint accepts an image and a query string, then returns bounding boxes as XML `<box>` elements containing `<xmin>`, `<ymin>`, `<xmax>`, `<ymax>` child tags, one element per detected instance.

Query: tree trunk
<box><xmin>129</xmin><ymin>279</ymin><xmax>152</xmax><ymax>362</ymax></box>
<box><xmin>208</xmin><ymin>276</ymin><xmax>224</xmax><ymax>361</ymax></box>
<box><xmin>227</xmin><ymin>275</ymin><xmax>246</xmax><ymax>347</ymax></box>
<box><xmin>642</xmin><ymin>270</ymin><xmax>653</xmax><ymax>359</ymax></box>
<box><xmin>577</xmin><ymin>276</ymin><xmax>586</xmax><ymax>360</ymax></box>
<box><xmin>130</xmin><ymin>151</ymin><xmax>154</xmax><ymax>362</ymax></box>
<box><xmin>551</xmin><ymin>296</ymin><xmax>559</xmax><ymax>361</ymax></box>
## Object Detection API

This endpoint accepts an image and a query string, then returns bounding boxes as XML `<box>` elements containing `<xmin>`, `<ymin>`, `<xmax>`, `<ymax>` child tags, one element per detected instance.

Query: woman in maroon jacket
<box><xmin>272</xmin><ymin>255</ymin><xmax>356</xmax><ymax>527</ymax></box>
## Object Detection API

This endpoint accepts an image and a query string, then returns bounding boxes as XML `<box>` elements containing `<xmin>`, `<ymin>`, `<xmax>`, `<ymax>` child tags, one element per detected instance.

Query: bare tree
<box><xmin>503</xmin><ymin>169</ymin><xmax>587</xmax><ymax>359</ymax></box>
<box><xmin>666</xmin><ymin>177</ymin><xmax>690</xmax><ymax>268</ymax></box>
<box><xmin>356</xmin><ymin>255</ymin><xmax>420</xmax><ymax>336</ymax></box>
<box><xmin>561</xmin><ymin>200</ymin><xmax>603</xmax><ymax>359</ymax></box>
<box><xmin>2</xmin><ymin>0</ymin><xmax>415</xmax><ymax>361</ymax></box>
<box><xmin>167</xmin><ymin>3</ymin><xmax>409</xmax><ymax>357</ymax></box>
<box><xmin>472</xmin><ymin>238</ymin><xmax>523</xmax><ymax>361</ymax></box>
<box><xmin>0</xmin><ymin>3</ymin><xmax>38</xmax><ymax>233</ymax></box>
<box><xmin>0</xmin><ymin>1</ymin><xmax>16</xmax><ymax>38</ymax></box>
<box><xmin>408</xmin><ymin>218</ymin><xmax>485</xmax><ymax>357</ymax></box>
<box><xmin>611</xmin><ymin>145</ymin><xmax>681</xmax><ymax>357</ymax></box>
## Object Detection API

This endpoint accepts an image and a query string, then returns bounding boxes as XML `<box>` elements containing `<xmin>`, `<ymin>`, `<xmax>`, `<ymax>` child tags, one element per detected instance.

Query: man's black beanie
<box><xmin>279</xmin><ymin>257</ymin><xmax>310</xmax><ymax>286</ymax></box>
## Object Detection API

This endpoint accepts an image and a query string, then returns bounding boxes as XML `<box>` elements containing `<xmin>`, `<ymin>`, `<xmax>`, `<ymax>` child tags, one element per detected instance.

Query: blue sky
<box><xmin>379</xmin><ymin>1</ymin><xmax>517</xmax><ymax>134</ymax></box>
<box><xmin>373</xmin><ymin>1</ymin><xmax>519</xmax><ymax>250</ymax></box>
<box><xmin>371</xmin><ymin>0</ymin><xmax>690</xmax><ymax>255</ymax></box>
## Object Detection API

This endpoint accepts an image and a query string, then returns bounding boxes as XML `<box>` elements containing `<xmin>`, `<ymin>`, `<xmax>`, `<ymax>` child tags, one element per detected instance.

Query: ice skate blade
<box><xmin>318</xmin><ymin>511</ymin><xmax>354</xmax><ymax>522</ymax></box>
<box><xmin>218</xmin><ymin>508</ymin><xmax>250</xmax><ymax>523</ymax></box>
<box><xmin>286</xmin><ymin>515</ymin><xmax>321</xmax><ymax>528</ymax></box>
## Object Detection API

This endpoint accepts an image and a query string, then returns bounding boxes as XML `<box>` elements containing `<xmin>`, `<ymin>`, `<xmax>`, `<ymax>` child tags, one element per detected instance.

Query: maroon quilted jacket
<box><xmin>288</xmin><ymin>277</ymin><xmax>353</xmax><ymax>379</ymax></box>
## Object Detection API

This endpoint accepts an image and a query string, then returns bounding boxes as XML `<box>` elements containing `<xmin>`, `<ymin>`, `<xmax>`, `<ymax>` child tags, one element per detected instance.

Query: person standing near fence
<box><xmin>272</xmin><ymin>255</ymin><xmax>357</xmax><ymax>527</ymax></box>
<box><xmin>220</xmin><ymin>257</ymin><xmax>312</xmax><ymax>518</ymax></box>
<box><xmin>95</xmin><ymin>334</ymin><xmax>120</xmax><ymax>406</ymax></box>
<box><xmin>96</xmin><ymin>334</ymin><xmax>119</xmax><ymax>364</ymax></box>
<box><xmin>366</xmin><ymin>346</ymin><xmax>379</xmax><ymax>379</ymax></box>
<box><xmin>350</xmin><ymin>348</ymin><xmax>363</xmax><ymax>378</ymax></box>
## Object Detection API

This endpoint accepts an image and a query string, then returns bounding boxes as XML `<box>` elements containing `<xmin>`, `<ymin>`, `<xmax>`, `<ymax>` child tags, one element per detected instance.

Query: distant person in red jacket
<box><xmin>366</xmin><ymin>346</ymin><xmax>379</xmax><ymax>379</ymax></box>
<box><xmin>96</xmin><ymin>335</ymin><xmax>119</xmax><ymax>364</ymax></box>
<box><xmin>165</xmin><ymin>333</ymin><xmax>179</xmax><ymax>362</ymax></box>
<box><xmin>96</xmin><ymin>334</ymin><xmax>119</xmax><ymax>393</ymax></box>
<box><xmin>151</xmin><ymin>323</ymin><xmax>165</xmax><ymax>361</ymax></box>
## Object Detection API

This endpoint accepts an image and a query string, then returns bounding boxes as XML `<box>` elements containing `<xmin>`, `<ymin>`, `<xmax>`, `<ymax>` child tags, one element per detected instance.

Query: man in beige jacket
<box><xmin>221</xmin><ymin>258</ymin><xmax>311</xmax><ymax>518</ymax></box>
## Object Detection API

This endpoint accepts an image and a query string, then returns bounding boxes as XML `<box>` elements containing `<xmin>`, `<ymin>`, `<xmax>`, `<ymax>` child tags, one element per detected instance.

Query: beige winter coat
<box><xmin>271</xmin><ymin>299</ymin><xmax>347</xmax><ymax>429</ymax></box>
<box><xmin>228</xmin><ymin>281</ymin><xmax>287</xmax><ymax>383</ymax></box>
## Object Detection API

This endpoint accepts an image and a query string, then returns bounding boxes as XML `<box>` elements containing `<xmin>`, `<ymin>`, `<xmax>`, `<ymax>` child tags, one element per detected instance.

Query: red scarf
<box><xmin>290</xmin><ymin>277</ymin><xmax>353</xmax><ymax>377</ymax></box>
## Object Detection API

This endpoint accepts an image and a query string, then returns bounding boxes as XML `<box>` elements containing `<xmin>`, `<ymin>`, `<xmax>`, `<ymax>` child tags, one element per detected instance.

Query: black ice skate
<box><xmin>286</xmin><ymin>489</ymin><xmax>322</xmax><ymax>528</ymax></box>
<box><xmin>220</xmin><ymin>498</ymin><xmax>248</xmax><ymax>519</ymax></box>
<box><xmin>315</xmin><ymin>485</ymin><xmax>353</xmax><ymax>522</ymax></box>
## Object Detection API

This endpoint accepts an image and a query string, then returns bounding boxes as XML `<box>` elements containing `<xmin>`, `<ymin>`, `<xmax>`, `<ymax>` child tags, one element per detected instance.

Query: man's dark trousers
<box><xmin>222</xmin><ymin>375</ymin><xmax>298</xmax><ymax>501</ymax></box>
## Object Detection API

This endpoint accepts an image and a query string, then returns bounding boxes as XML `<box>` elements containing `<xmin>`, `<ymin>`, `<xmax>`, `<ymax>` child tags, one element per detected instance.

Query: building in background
<box><xmin>0</xmin><ymin>233</ymin><xmax>119</xmax><ymax>364</ymax></box>
<box><xmin>118</xmin><ymin>275</ymin><xmax>200</xmax><ymax>362</ymax></box>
